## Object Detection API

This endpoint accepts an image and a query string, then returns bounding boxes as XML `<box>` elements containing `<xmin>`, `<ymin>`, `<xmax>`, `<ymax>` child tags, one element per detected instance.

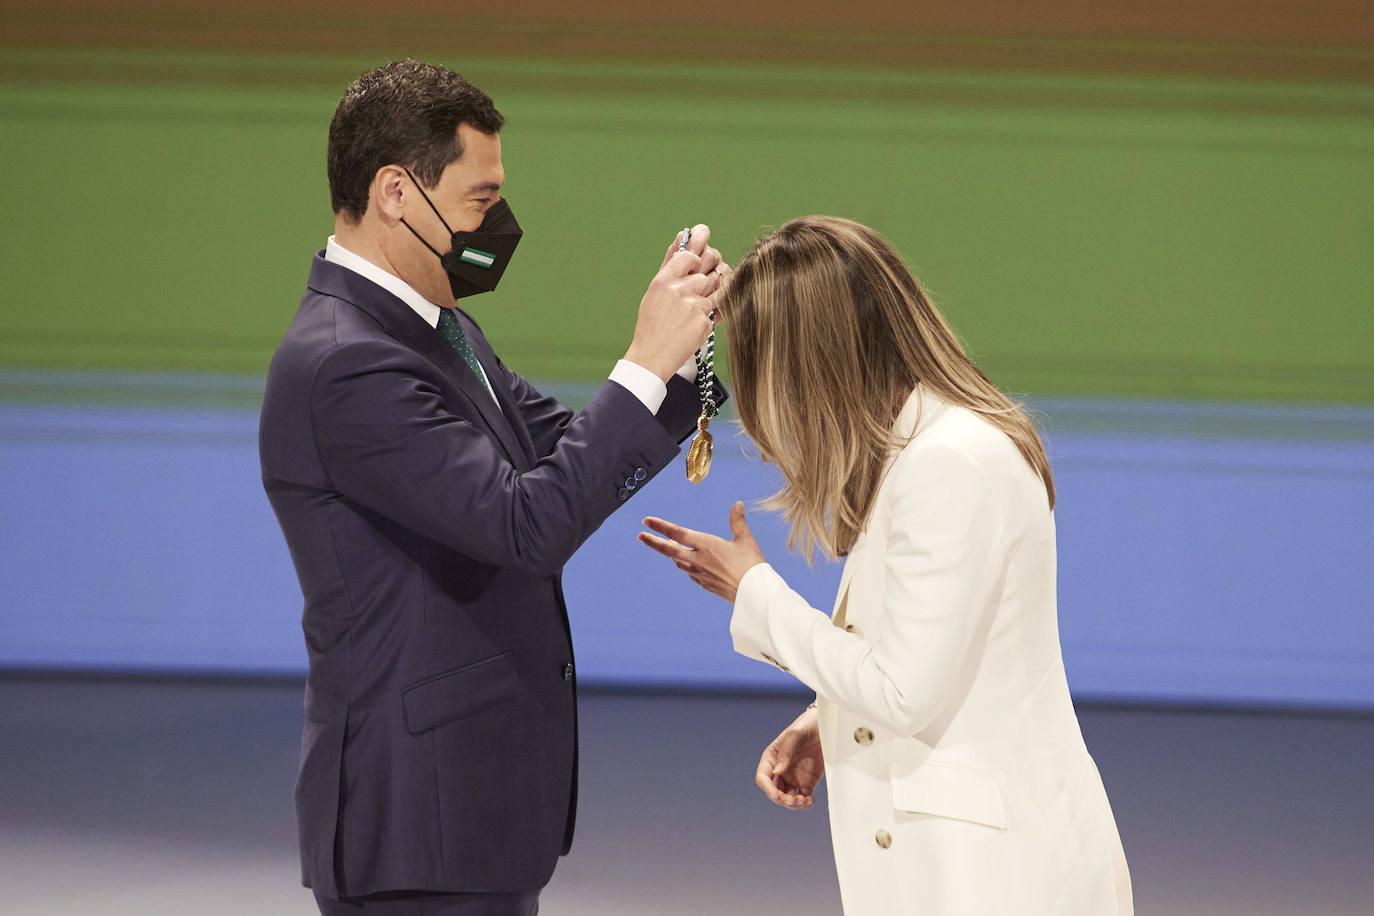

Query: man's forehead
<box><xmin>457</xmin><ymin>122</ymin><xmax>500</xmax><ymax>152</ymax></box>
<box><xmin>453</xmin><ymin>124</ymin><xmax>504</xmax><ymax>187</ymax></box>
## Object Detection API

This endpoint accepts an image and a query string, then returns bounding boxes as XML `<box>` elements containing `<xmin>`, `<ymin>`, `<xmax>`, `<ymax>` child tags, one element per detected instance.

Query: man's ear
<box><xmin>371</xmin><ymin>165</ymin><xmax>409</xmax><ymax>224</ymax></box>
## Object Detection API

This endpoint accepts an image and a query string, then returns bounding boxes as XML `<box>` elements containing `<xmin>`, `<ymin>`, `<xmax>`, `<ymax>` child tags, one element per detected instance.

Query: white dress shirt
<box><xmin>324</xmin><ymin>237</ymin><xmax>693</xmax><ymax>415</ymax></box>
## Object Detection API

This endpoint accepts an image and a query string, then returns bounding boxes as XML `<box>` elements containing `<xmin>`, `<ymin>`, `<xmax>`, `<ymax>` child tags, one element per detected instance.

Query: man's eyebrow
<box><xmin>468</xmin><ymin>181</ymin><xmax>502</xmax><ymax>194</ymax></box>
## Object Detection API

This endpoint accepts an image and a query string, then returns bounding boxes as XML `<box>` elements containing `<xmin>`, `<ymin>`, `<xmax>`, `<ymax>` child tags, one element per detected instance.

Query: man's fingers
<box><xmin>662</xmin><ymin>249</ymin><xmax>703</xmax><ymax>279</ymax></box>
<box><xmin>679</xmin><ymin>270</ymin><xmax>720</xmax><ymax>300</ymax></box>
<box><xmin>699</xmin><ymin>245</ymin><xmax>722</xmax><ymax>277</ymax></box>
<box><xmin>701</xmin><ymin>270</ymin><xmax>721</xmax><ymax>300</ymax></box>
<box><xmin>661</xmin><ymin>228</ymin><xmax>690</xmax><ymax>268</ymax></box>
<box><xmin>660</xmin><ymin>225</ymin><xmax>714</xmax><ymax>270</ymax></box>
<box><xmin>687</xmin><ymin>223</ymin><xmax>710</xmax><ymax>257</ymax></box>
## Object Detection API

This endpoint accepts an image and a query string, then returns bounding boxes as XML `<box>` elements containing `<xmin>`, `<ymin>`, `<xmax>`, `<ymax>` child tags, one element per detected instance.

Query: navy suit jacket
<box><xmin>259</xmin><ymin>254</ymin><xmax>723</xmax><ymax>897</ymax></box>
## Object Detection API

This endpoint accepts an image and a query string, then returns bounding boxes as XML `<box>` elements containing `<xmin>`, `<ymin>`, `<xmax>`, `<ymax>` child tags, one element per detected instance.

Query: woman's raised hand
<box><xmin>638</xmin><ymin>502</ymin><xmax>765</xmax><ymax>603</ymax></box>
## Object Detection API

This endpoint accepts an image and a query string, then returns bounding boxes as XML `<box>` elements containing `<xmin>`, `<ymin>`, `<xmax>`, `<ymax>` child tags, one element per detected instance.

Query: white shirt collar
<box><xmin>324</xmin><ymin>236</ymin><xmax>442</xmax><ymax>328</ymax></box>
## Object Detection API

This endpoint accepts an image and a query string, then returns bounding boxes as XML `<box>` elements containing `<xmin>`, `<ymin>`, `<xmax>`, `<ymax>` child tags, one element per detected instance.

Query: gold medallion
<box><xmin>686</xmin><ymin>412</ymin><xmax>714</xmax><ymax>483</ymax></box>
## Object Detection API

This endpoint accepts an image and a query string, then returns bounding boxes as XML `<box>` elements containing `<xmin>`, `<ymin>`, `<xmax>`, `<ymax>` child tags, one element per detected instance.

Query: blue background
<box><xmin>3</xmin><ymin>380</ymin><xmax>1370</xmax><ymax>710</ymax></box>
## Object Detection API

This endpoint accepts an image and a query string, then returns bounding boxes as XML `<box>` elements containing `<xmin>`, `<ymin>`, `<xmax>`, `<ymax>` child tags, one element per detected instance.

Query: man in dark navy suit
<box><xmin>259</xmin><ymin>59</ymin><xmax>727</xmax><ymax>915</ymax></box>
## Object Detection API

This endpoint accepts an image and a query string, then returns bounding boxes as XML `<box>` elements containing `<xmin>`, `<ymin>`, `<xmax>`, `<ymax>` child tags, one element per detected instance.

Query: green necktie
<box><xmin>436</xmin><ymin>308</ymin><xmax>493</xmax><ymax>398</ymax></box>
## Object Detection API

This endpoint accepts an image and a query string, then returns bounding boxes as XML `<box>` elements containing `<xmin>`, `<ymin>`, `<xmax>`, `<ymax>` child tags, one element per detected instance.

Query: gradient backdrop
<box><xmin>1</xmin><ymin>1</ymin><xmax>1372</xmax><ymax>708</ymax></box>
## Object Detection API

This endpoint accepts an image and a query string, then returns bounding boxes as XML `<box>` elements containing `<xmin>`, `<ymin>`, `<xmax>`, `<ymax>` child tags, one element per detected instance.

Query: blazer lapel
<box><xmin>831</xmin><ymin>386</ymin><xmax>949</xmax><ymax>617</ymax></box>
<box><xmin>833</xmin><ymin>542</ymin><xmax>863</xmax><ymax>616</ymax></box>
<box><xmin>306</xmin><ymin>255</ymin><xmax>530</xmax><ymax>470</ymax></box>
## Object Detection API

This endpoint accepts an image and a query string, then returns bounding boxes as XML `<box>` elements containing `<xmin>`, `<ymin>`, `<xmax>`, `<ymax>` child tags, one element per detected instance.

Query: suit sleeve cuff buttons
<box><xmin>617</xmin><ymin>464</ymin><xmax>651</xmax><ymax>501</ymax></box>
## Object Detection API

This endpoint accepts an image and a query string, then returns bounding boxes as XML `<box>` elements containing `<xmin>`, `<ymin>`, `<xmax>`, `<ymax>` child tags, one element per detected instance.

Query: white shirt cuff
<box><xmin>610</xmin><ymin>359</ymin><xmax>669</xmax><ymax>415</ymax></box>
<box><xmin>676</xmin><ymin>354</ymin><xmax>698</xmax><ymax>384</ymax></box>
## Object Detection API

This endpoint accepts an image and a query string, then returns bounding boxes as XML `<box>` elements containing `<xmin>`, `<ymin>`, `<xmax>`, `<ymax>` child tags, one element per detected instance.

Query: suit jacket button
<box><xmin>875</xmin><ymin>829</ymin><xmax>892</xmax><ymax>849</ymax></box>
<box><xmin>563</xmin><ymin>662</ymin><xmax>575</xmax><ymax>682</ymax></box>
<box><xmin>625</xmin><ymin>476</ymin><xmax>636</xmax><ymax>490</ymax></box>
<box><xmin>634</xmin><ymin>467</ymin><xmax>647</xmax><ymax>481</ymax></box>
<box><xmin>844</xmin><ymin>623</ymin><xmax>862</xmax><ymax>636</ymax></box>
<box><xmin>853</xmin><ymin>726</ymin><xmax>874</xmax><ymax>746</ymax></box>
<box><xmin>617</xmin><ymin>487</ymin><xmax>630</xmax><ymax>501</ymax></box>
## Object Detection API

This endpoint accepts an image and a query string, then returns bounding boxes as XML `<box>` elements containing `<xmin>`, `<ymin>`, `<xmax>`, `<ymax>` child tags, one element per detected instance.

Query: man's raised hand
<box><xmin>625</xmin><ymin>226</ymin><xmax>725</xmax><ymax>381</ymax></box>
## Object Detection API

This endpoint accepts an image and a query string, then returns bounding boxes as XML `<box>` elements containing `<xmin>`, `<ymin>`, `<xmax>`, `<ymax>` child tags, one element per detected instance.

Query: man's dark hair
<box><xmin>327</xmin><ymin>59</ymin><xmax>505</xmax><ymax>222</ymax></box>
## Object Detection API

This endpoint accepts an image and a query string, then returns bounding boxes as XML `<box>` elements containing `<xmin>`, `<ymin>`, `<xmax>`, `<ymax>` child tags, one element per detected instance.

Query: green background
<box><xmin>2</xmin><ymin>48</ymin><xmax>1371</xmax><ymax>403</ymax></box>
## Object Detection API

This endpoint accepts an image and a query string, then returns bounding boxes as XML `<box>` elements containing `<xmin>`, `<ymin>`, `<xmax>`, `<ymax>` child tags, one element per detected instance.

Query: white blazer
<box><xmin>731</xmin><ymin>387</ymin><xmax>1132</xmax><ymax>915</ymax></box>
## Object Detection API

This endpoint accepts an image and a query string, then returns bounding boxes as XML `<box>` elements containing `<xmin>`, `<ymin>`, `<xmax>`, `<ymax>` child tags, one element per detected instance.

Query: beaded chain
<box><xmin>695</xmin><ymin>332</ymin><xmax>718</xmax><ymax>419</ymax></box>
<box><xmin>680</xmin><ymin>227</ymin><xmax>719</xmax><ymax>420</ymax></box>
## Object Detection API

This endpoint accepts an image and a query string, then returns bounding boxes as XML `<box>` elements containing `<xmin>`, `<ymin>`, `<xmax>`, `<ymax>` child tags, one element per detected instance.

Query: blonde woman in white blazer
<box><xmin>640</xmin><ymin>217</ymin><xmax>1132</xmax><ymax>915</ymax></box>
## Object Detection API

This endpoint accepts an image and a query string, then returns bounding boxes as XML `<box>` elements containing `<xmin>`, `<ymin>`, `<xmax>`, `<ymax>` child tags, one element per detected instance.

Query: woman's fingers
<box><xmin>728</xmin><ymin>501</ymin><xmax>752</xmax><ymax>541</ymax></box>
<box><xmin>636</xmin><ymin>531</ymin><xmax>691</xmax><ymax>562</ymax></box>
<box><xmin>639</xmin><ymin>515</ymin><xmax>749</xmax><ymax>602</ymax></box>
<box><xmin>642</xmin><ymin>516</ymin><xmax>704</xmax><ymax>548</ymax></box>
<box><xmin>756</xmin><ymin>753</ymin><xmax>813</xmax><ymax>808</ymax></box>
<box><xmin>756</xmin><ymin>764</ymin><xmax>797</xmax><ymax>807</ymax></box>
<box><xmin>757</xmin><ymin>770</ymin><xmax>789</xmax><ymax>806</ymax></box>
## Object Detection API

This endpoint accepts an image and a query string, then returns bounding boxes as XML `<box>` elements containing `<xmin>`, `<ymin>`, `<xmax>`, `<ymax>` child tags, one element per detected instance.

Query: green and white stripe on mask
<box><xmin>459</xmin><ymin>248</ymin><xmax>496</xmax><ymax>269</ymax></box>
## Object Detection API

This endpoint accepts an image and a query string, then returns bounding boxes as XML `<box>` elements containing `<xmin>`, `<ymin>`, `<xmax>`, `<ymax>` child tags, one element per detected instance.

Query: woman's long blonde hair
<box><xmin>720</xmin><ymin>216</ymin><xmax>1054</xmax><ymax>563</ymax></box>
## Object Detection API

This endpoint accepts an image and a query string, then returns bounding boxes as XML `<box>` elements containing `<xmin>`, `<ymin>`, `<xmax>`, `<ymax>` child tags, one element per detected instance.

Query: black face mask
<box><xmin>401</xmin><ymin>168</ymin><xmax>523</xmax><ymax>300</ymax></box>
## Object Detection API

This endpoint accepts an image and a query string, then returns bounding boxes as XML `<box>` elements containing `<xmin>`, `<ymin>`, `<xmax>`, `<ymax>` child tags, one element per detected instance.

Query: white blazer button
<box><xmin>844</xmin><ymin>623</ymin><xmax>861</xmax><ymax>635</ymax></box>
<box><xmin>853</xmin><ymin>726</ymin><xmax>874</xmax><ymax>746</ymax></box>
<box><xmin>875</xmin><ymin>829</ymin><xmax>892</xmax><ymax>849</ymax></box>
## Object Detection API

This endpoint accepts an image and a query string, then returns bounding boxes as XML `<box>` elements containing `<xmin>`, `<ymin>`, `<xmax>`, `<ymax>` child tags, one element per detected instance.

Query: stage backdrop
<box><xmin>1</xmin><ymin>1</ymin><xmax>1371</xmax><ymax>709</ymax></box>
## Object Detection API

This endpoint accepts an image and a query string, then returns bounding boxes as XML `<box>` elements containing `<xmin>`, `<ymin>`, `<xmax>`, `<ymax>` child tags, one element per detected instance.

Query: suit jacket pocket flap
<box><xmin>890</xmin><ymin>758</ymin><xmax>1008</xmax><ymax>830</ymax></box>
<box><xmin>401</xmin><ymin>651</ymin><xmax>516</xmax><ymax>735</ymax></box>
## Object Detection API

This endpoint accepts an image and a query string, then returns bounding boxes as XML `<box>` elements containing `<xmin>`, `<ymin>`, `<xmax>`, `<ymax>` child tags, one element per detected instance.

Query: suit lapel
<box><xmin>452</xmin><ymin>308</ymin><xmax>538</xmax><ymax>469</ymax></box>
<box><xmin>307</xmin><ymin>255</ymin><xmax>530</xmax><ymax>470</ymax></box>
<box><xmin>436</xmin><ymin>332</ymin><xmax>530</xmax><ymax>471</ymax></box>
